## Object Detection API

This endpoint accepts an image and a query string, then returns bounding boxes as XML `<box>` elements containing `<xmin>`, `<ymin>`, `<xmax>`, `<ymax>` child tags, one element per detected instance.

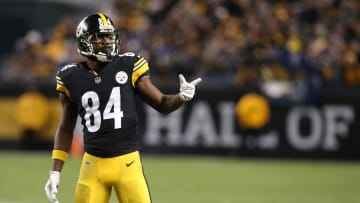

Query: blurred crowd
<box><xmin>1</xmin><ymin>0</ymin><xmax>360</xmax><ymax>104</ymax></box>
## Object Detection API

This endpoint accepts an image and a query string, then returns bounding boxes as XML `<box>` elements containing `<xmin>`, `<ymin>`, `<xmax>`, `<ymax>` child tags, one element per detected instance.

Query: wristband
<box><xmin>52</xmin><ymin>150</ymin><xmax>69</xmax><ymax>162</ymax></box>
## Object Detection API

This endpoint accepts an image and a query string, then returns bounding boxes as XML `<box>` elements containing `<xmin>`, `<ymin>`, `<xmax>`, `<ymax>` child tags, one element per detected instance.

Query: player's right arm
<box><xmin>51</xmin><ymin>64</ymin><xmax>78</xmax><ymax>171</ymax></box>
<box><xmin>52</xmin><ymin>92</ymin><xmax>78</xmax><ymax>171</ymax></box>
<box><xmin>45</xmin><ymin>93</ymin><xmax>77</xmax><ymax>203</ymax></box>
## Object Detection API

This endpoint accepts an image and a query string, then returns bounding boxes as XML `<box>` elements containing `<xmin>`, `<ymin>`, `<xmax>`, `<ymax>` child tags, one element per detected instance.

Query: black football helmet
<box><xmin>76</xmin><ymin>13</ymin><xmax>120</xmax><ymax>62</ymax></box>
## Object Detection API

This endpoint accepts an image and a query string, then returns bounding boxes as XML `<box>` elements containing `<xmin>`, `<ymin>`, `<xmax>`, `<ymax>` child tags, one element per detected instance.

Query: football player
<box><xmin>44</xmin><ymin>13</ymin><xmax>201</xmax><ymax>203</ymax></box>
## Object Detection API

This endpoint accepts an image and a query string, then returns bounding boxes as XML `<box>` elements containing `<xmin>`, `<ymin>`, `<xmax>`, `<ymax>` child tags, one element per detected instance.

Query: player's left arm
<box><xmin>136</xmin><ymin>75</ymin><xmax>201</xmax><ymax>114</ymax></box>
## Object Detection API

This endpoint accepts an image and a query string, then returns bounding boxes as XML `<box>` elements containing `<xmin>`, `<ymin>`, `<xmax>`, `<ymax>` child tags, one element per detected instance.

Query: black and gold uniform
<box><xmin>57</xmin><ymin>52</ymin><xmax>152</xmax><ymax>203</ymax></box>
<box><xmin>56</xmin><ymin>52</ymin><xmax>148</xmax><ymax>157</ymax></box>
<box><xmin>45</xmin><ymin>13</ymin><xmax>201</xmax><ymax>203</ymax></box>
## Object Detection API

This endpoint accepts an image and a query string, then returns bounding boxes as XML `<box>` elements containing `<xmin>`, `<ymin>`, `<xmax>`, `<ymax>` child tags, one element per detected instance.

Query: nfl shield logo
<box><xmin>95</xmin><ymin>76</ymin><xmax>102</xmax><ymax>84</ymax></box>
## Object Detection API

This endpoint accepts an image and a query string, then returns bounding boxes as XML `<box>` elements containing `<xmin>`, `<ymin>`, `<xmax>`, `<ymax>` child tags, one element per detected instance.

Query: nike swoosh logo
<box><xmin>126</xmin><ymin>160</ymin><xmax>135</xmax><ymax>167</ymax></box>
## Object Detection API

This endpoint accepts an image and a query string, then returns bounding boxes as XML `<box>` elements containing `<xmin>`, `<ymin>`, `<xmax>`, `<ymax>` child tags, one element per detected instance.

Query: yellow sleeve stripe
<box><xmin>134</xmin><ymin>57</ymin><xmax>145</xmax><ymax>66</ymax></box>
<box><xmin>56</xmin><ymin>83</ymin><xmax>71</xmax><ymax>98</ymax></box>
<box><xmin>132</xmin><ymin>62</ymin><xmax>149</xmax><ymax>87</ymax></box>
<box><xmin>52</xmin><ymin>150</ymin><xmax>69</xmax><ymax>162</ymax></box>
<box><xmin>133</xmin><ymin>59</ymin><xmax>147</xmax><ymax>72</ymax></box>
<box><xmin>97</xmin><ymin>13</ymin><xmax>108</xmax><ymax>25</ymax></box>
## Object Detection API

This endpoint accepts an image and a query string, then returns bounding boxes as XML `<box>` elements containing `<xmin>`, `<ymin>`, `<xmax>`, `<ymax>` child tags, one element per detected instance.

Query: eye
<box><xmin>105</xmin><ymin>34</ymin><xmax>115</xmax><ymax>40</ymax></box>
<box><xmin>91</xmin><ymin>33</ymin><xmax>115</xmax><ymax>43</ymax></box>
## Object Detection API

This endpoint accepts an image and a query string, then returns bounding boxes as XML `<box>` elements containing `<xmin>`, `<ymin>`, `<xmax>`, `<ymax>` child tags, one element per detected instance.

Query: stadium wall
<box><xmin>0</xmin><ymin>84</ymin><xmax>359</xmax><ymax>160</ymax></box>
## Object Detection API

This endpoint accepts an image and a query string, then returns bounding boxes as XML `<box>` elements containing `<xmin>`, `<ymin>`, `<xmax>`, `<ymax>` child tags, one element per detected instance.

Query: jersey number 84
<box><xmin>82</xmin><ymin>86</ymin><xmax>124</xmax><ymax>132</ymax></box>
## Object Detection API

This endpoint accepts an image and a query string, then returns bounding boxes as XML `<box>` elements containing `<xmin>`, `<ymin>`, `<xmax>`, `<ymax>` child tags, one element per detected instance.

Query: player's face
<box><xmin>91</xmin><ymin>33</ymin><xmax>116</xmax><ymax>49</ymax></box>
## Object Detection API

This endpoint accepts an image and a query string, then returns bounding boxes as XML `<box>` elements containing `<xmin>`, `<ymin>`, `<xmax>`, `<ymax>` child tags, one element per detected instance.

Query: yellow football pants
<box><xmin>74</xmin><ymin>151</ymin><xmax>151</xmax><ymax>203</ymax></box>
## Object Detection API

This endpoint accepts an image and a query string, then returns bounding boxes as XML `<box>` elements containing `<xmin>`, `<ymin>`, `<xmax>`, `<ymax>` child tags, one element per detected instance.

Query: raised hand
<box><xmin>178</xmin><ymin>74</ymin><xmax>202</xmax><ymax>102</ymax></box>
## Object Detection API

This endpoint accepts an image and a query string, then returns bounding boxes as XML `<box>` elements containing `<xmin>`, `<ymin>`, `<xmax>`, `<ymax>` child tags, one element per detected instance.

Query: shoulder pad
<box><xmin>57</xmin><ymin>63</ymin><xmax>77</xmax><ymax>75</ymax></box>
<box><xmin>119</xmin><ymin>52</ymin><xmax>142</xmax><ymax>59</ymax></box>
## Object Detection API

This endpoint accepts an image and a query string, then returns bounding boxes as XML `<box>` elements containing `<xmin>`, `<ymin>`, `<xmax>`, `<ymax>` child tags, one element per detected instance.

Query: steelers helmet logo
<box><xmin>115</xmin><ymin>71</ymin><xmax>128</xmax><ymax>84</ymax></box>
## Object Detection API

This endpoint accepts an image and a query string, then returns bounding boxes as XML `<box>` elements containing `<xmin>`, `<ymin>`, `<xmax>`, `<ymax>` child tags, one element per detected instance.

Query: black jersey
<box><xmin>56</xmin><ymin>52</ymin><xmax>149</xmax><ymax>157</ymax></box>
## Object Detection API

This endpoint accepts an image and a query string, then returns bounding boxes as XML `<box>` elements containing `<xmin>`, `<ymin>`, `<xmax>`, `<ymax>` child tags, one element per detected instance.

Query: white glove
<box><xmin>45</xmin><ymin>171</ymin><xmax>60</xmax><ymax>203</ymax></box>
<box><xmin>178</xmin><ymin>74</ymin><xmax>202</xmax><ymax>102</ymax></box>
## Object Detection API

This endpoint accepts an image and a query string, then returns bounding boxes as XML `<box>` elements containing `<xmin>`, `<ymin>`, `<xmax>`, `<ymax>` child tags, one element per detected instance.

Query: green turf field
<box><xmin>0</xmin><ymin>152</ymin><xmax>360</xmax><ymax>203</ymax></box>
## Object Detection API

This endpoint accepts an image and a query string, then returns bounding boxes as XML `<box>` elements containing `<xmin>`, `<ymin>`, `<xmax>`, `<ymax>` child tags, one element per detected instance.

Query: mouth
<box><xmin>97</xmin><ymin>46</ymin><xmax>113</xmax><ymax>55</ymax></box>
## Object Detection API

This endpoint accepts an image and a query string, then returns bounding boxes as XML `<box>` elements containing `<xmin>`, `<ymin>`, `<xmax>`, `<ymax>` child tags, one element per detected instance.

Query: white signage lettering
<box><xmin>218</xmin><ymin>102</ymin><xmax>241</xmax><ymax>147</ymax></box>
<box><xmin>143</xmin><ymin>102</ymin><xmax>241</xmax><ymax>148</ymax></box>
<box><xmin>323</xmin><ymin>105</ymin><xmax>354</xmax><ymax>150</ymax></box>
<box><xmin>143</xmin><ymin>101</ymin><xmax>354</xmax><ymax>152</ymax></box>
<box><xmin>287</xmin><ymin>106</ymin><xmax>354</xmax><ymax>151</ymax></box>
<box><xmin>287</xmin><ymin>107</ymin><xmax>322</xmax><ymax>150</ymax></box>
<box><xmin>143</xmin><ymin>107</ymin><xmax>183</xmax><ymax>146</ymax></box>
